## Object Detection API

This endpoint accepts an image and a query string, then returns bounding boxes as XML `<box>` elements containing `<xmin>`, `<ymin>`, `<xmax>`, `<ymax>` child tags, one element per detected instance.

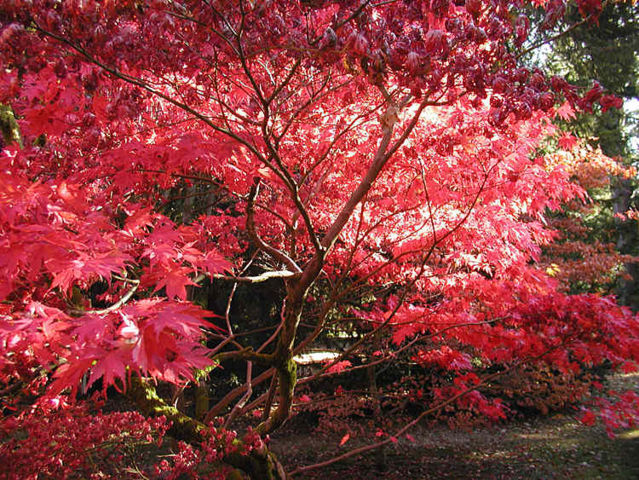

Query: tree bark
<box><xmin>127</xmin><ymin>377</ymin><xmax>288</xmax><ymax>479</ymax></box>
<box><xmin>0</xmin><ymin>104</ymin><xmax>23</xmax><ymax>148</ymax></box>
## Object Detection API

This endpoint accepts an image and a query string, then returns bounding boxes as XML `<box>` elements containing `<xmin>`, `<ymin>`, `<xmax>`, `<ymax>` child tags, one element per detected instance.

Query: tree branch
<box><xmin>289</xmin><ymin>345</ymin><xmax>564</xmax><ymax>476</ymax></box>
<box><xmin>246</xmin><ymin>177</ymin><xmax>302</xmax><ymax>273</ymax></box>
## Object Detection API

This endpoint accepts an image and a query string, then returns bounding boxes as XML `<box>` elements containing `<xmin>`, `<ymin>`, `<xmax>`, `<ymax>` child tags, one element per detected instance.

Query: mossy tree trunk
<box><xmin>127</xmin><ymin>377</ymin><xmax>288</xmax><ymax>480</ymax></box>
<box><xmin>0</xmin><ymin>104</ymin><xmax>23</xmax><ymax>148</ymax></box>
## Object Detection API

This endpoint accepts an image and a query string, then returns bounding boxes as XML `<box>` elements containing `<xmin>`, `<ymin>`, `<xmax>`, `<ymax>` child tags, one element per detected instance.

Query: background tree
<box><xmin>526</xmin><ymin>0</ymin><xmax>639</xmax><ymax>304</ymax></box>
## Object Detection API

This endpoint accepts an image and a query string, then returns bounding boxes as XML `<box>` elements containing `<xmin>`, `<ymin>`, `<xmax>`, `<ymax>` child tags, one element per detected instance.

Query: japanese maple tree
<box><xmin>1</xmin><ymin>0</ymin><xmax>638</xmax><ymax>478</ymax></box>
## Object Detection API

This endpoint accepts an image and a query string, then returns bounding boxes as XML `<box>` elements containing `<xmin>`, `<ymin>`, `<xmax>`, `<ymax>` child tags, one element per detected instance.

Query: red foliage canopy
<box><xmin>0</xmin><ymin>0</ymin><xmax>637</xmax><ymax>477</ymax></box>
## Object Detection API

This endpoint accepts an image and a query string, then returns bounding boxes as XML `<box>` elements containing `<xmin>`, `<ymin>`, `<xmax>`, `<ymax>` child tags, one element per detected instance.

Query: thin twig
<box><xmin>290</xmin><ymin>345</ymin><xmax>563</xmax><ymax>476</ymax></box>
<box><xmin>224</xmin><ymin>361</ymin><xmax>253</xmax><ymax>429</ymax></box>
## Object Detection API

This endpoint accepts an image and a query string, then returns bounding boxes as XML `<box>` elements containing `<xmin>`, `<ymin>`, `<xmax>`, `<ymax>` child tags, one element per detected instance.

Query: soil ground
<box><xmin>270</xmin><ymin>372</ymin><xmax>639</xmax><ymax>479</ymax></box>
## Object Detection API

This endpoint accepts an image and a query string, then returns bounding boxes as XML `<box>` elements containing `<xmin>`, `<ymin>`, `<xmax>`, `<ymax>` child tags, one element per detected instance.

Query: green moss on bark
<box><xmin>126</xmin><ymin>377</ymin><xmax>287</xmax><ymax>479</ymax></box>
<box><xmin>127</xmin><ymin>376</ymin><xmax>205</xmax><ymax>441</ymax></box>
<box><xmin>0</xmin><ymin>104</ymin><xmax>23</xmax><ymax>148</ymax></box>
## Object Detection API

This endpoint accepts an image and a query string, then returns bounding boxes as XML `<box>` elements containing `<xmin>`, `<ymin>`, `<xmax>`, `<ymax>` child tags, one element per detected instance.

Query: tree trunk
<box><xmin>127</xmin><ymin>377</ymin><xmax>288</xmax><ymax>479</ymax></box>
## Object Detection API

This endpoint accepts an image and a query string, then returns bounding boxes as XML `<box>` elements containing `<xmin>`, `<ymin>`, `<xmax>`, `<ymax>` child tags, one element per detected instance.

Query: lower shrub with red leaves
<box><xmin>0</xmin><ymin>403</ymin><xmax>270</xmax><ymax>480</ymax></box>
<box><xmin>0</xmin><ymin>404</ymin><xmax>169</xmax><ymax>479</ymax></box>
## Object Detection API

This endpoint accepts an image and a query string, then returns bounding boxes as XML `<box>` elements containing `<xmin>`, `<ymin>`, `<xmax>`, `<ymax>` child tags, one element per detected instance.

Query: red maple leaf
<box><xmin>557</xmin><ymin>132</ymin><xmax>578</xmax><ymax>150</ymax></box>
<box><xmin>555</xmin><ymin>101</ymin><xmax>576</xmax><ymax>121</ymax></box>
<box><xmin>152</xmin><ymin>267</ymin><xmax>198</xmax><ymax>300</ymax></box>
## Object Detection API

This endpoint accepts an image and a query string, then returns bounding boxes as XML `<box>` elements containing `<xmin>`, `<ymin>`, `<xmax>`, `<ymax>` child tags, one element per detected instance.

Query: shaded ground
<box><xmin>271</xmin><ymin>373</ymin><xmax>639</xmax><ymax>479</ymax></box>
